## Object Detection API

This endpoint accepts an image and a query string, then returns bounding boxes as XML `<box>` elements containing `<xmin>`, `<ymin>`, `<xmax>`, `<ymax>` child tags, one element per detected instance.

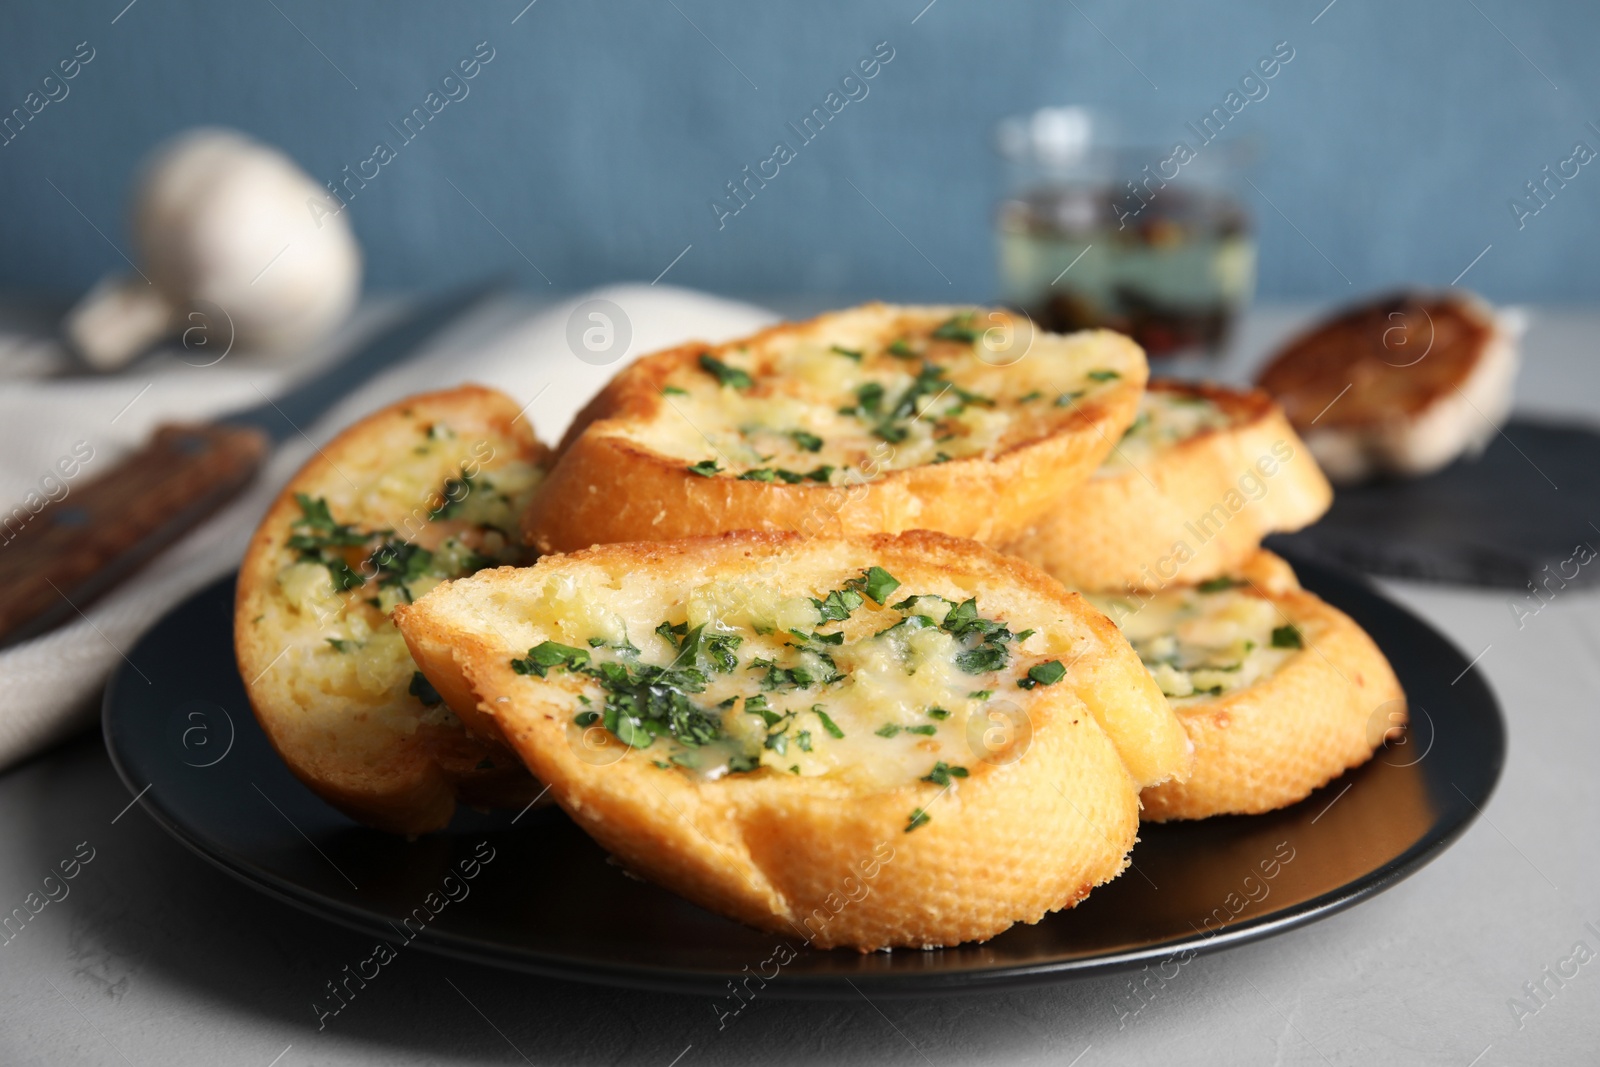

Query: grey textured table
<box><xmin>3</xmin><ymin>304</ymin><xmax>1598</xmax><ymax>1066</ymax></box>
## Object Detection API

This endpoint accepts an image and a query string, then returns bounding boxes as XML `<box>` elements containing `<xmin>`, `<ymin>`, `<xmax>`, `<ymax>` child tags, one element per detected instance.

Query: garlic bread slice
<box><xmin>1255</xmin><ymin>290</ymin><xmax>1519</xmax><ymax>484</ymax></box>
<box><xmin>522</xmin><ymin>304</ymin><xmax>1146</xmax><ymax>552</ymax></box>
<box><xmin>1086</xmin><ymin>551</ymin><xmax>1404</xmax><ymax>821</ymax></box>
<box><xmin>395</xmin><ymin>530</ymin><xmax>1188</xmax><ymax>950</ymax></box>
<box><xmin>235</xmin><ymin>386</ymin><xmax>550</xmax><ymax>834</ymax></box>
<box><xmin>1006</xmin><ymin>380</ymin><xmax>1332</xmax><ymax>593</ymax></box>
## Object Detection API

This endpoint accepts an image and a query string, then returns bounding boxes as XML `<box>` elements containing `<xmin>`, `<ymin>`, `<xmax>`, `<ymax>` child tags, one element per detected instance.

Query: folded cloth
<box><xmin>0</xmin><ymin>284</ymin><xmax>776</xmax><ymax>771</ymax></box>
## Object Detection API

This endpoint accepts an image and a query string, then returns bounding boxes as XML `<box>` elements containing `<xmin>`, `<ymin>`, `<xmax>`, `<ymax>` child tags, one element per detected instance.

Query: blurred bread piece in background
<box><xmin>1255</xmin><ymin>291</ymin><xmax>1521</xmax><ymax>485</ymax></box>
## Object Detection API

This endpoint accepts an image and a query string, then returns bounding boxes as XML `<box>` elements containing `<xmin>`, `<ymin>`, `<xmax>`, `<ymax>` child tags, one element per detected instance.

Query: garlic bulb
<box><xmin>65</xmin><ymin>128</ymin><xmax>362</xmax><ymax>370</ymax></box>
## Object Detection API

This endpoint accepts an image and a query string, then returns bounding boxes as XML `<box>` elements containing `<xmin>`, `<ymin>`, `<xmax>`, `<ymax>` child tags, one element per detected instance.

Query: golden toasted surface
<box><xmin>523</xmin><ymin>304</ymin><xmax>1147</xmax><ymax>552</ymax></box>
<box><xmin>1004</xmin><ymin>380</ymin><xmax>1332</xmax><ymax>592</ymax></box>
<box><xmin>1088</xmin><ymin>551</ymin><xmax>1405</xmax><ymax>821</ymax></box>
<box><xmin>234</xmin><ymin>386</ymin><xmax>551</xmax><ymax>834</ymax></box>
<box><xmin>395</xmin><ymin>530</ymin><xmax>1190</xmax><ymax>949</ymax></box>
<box><xmin>1255</xmin><ymin>291</ymin><xmax>1497</xmax><ymax>429</ymax></box>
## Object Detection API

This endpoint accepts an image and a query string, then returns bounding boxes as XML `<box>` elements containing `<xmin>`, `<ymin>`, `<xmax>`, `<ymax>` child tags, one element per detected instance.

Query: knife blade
<box><xmin>0</xmin><ymin>281</ymin><xmax>501</xmax><ymax>650</ymax></box>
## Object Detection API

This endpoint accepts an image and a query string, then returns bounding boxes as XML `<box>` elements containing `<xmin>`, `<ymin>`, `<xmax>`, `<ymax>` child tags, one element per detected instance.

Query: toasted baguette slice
<box><xmin>1084</xmin><ymin>551</ymin><xmax>1404</xmax><ymax>821</ymax></box>
<box><xmin>236</xmin><ymin>386</ymin><xmax>551</xmax><ymax>834</ymax></box>
<box><xmin>1254</xmin><ymin>291</ymin><xmax>1519</xmax><ymax>484</ymax></box>
<box><xmin>1004</xmin><ymin>381</ymin><xmax>1332</xmax><ymax>592</ymax></box>
<box><xmin>395</xmin><ymin>530</ymin><xmax>1189</xmax><ymax>950</ymax></box>
<box><xmin>522</xmin><ymin>304</ymin><xmax>1147</xmax><ymax>552</ymax></box>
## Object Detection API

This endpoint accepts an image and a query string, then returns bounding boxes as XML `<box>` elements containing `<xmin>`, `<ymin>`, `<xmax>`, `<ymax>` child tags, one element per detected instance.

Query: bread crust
<box><xmin>523</xmin><ymin>305</ymin><xmax>1147</xmax><ymax>552</ymax></box>
<box><xmin>235</xmin><ymin>386</ymin><xmax>551</xmax><ymax>834</ymax></box>
<box><xmin>1136</xmin><ymin>552</ymin><xmax>1406</xmax><ymax>821</ymax></box>
<box><xmin>1005</xmin><ymin>381</ymin><xmax>1332</xmax><ymax>592</ymax></box>
<box><xmin>395</xmin><ymin>530</ymin><xmax>1191</xmax><ymax>949</ymax></box>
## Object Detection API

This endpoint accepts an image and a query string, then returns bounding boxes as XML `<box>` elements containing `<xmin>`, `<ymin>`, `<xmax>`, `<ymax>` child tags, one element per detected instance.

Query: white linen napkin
<box><xmin>0</xmin><ymin>285</ymin><xmax>777</xmax><ymax>771</ymax></box>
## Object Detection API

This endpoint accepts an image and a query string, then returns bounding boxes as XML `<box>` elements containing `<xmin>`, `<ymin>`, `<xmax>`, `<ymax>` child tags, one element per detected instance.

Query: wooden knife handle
<box><xmin>0</xmin><ymin>422</ymin><xmax>268</xmax><ymax>648</ymax></box>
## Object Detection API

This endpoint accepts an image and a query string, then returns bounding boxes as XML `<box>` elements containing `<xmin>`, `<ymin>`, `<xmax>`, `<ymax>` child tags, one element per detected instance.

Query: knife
<box><xmin>0</xmin><ymin>282</ymin><xmax>501</xmax><ymax>650</ymax></box>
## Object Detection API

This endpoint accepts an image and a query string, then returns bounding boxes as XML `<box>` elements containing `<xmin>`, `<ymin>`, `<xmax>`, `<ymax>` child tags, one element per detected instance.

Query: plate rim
<box><xmin>102</xmin><ymin>558</ymin><xmax>1505</xmax><ymax>999</ymax></box>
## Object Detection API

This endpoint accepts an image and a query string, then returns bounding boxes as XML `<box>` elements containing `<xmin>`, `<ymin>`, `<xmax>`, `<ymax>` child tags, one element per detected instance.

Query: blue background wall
<box><xmin>1</xmin><ymin>0</ymin><xmax>1596</xmax><ymax>302</ymax></box>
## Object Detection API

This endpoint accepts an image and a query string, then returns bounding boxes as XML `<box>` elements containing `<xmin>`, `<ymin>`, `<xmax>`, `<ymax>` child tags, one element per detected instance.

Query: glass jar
<box><xmin>995</xmin><ymin>107</ymin><xmax>1257</xmax><ymax>359</ymax></box>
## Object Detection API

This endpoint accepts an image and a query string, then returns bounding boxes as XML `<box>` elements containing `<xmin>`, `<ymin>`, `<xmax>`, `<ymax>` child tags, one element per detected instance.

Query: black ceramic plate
<box><xmin>103</xmin><ymin>555</ymin><xmax>1503</xmax><ymax>999</ymax></box>
<box><xmin>1272</xmin><ymin>418</ymin><xmax>1600</xmax><ymax>589</ymax></box>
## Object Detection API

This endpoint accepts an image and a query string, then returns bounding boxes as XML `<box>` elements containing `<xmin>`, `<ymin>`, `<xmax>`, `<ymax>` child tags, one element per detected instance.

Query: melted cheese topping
<box><xmin>270</xmin><ymin>418</ymin><xmax>544</xmax><ymax>722</ymax></box>
<box><xmin>1098</xmin><ymin>389</ymin><xmax>1233</xmax><ymax>475</ymax></box>
<box><xmin>1086</xmin><ymin>584</ymin><xmax>1297</xmax><ymax>705</ymax></box>
<box><xmin>503</xmin><ymin>566</ymin><xmax>1075</xmax><ymax>788</ymax></box>
<box><xmin>623</xmin><ymin>311</ymin><xmax>1137</xmax><ymax>483</ymax></box>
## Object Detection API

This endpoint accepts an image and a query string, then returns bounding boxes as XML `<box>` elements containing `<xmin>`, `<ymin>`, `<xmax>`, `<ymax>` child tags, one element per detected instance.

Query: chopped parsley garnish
<box><xmin>927</xmin><ymin>707</ymin><xmax>951</xmax><ymax>720</ymax></box>
<box><xmin>804</xmin><ymin>465</ymin><xmax>835</xmax><ymax>482</ymax></box>
<box><xmin>846</xmin><ymin>566</ymin><xmax>901</xmax><ymax>605</ymax></box>
<box><xmin>509</xmin><ymin>626</ymin><xmax>756</xmax><ymax>759</ymax></box>
<box><xmin>325</xmin><ymin>559</ymin><xmax>365</xmax><ymax>592</ymax></box>
<box><xmin>662</xmin><ymin>385</ymin><xmax>689</xmax><ymax>397</ymax></box>
<box><xmin>739</xmin><ymin>468</ymin><xmax>779</xmax><ymax>482</ymax></box>
<box><xmin>326</xmin><ymin>638</ymin><xmax>351</xmax><ymax>653</ymax></box>
<box><xmin>831</xmin><ymin>345</ymin><xmax>863</xmax><ymax>361</ymax></box>
<box><xmin>428</xmin><ymin>467</ymin><xmax>476</xmax><ymax>520</ymax></box>
<box><xmin>875</xmin><ymin>723</ymin><xmax>902</xmax><ymax>738</ymax></box>
<box><xmin>791</xmin><ymin>628</ymin><xmax>844</xmax><ymax>646</ymax></box>
<box><xmin>956</xmin><ymin>645</ymin><xmax>1009</xmax><ymax>674</ymax></box>
<box><xmin>1054</xmin><ymin>390</ymin><xmax>1085</xmax><ymax>407</ymax></box>
<box><xmin>368</xmin><ymin>538</ymin><xmax>434</xmax><ymax>591</ymax></box>
<box><xmin>931</xmin><ymin>313</ymin><xmax>978</xmax><ymax>343</ymax></box>
<box><xmin>698</xmin><ymin>353</ymin><xmax>753</xmax><ymax>389</ymax></box>
<box><xmin>511</xmin><ymin>641</ymin><xmax>592</xmax><ymax>677</ymax></box>
<box><xmin>968</xmin><ymin>689</ymin><xmax>994</xmax><ymax>701</ymax></box>
<box><xmin>856</xmin><ymin>382</ymin><xmax>885</xmax><ymax>416</ymax></box>
<box><xmin>796</xmin><ymin>730</ymin><xmax>813</xmax><ymax>752</ymax></box>
<box><xmin>1019</xmin><ymin>660</ymin><xmax>1067</xmax><ymax>689</ymax></box>
<box><xmin>814</xmin><ymin>707</ymin><xmax>845</xmax><ymax>738</ymax></box>
<box><xmin>288</xmin><ymin>496</ymin><xmax>384</xmax><ymax>593</ymax></box>
<box><xmin>1018</xmin><ymin>390</ymin><xmax>1044</xmax><ymax>403</ymax></box>
<box><xmin>575</xmin><ymin>710</ymin><xmax>600</xmax><ymax>727</ymax></box>
<box><xmin>748</xmin><ymin>656</ymin><xmax>828</xmax><ymax>691</ymax></box>
<box><xmin>905</xmin><ymin>808</ymin><xmax>931</xmax><ymax>832</ymax></box>
<box><xmin>904</xmin><ymin>724</ymin><xmax>937</xmax><ymax>736</ymax></box>
<box><xmin>790</xmin><ymin>430</ymin><xmax>824</xmax><ymax>452</ymax></box>
<box><xmin>932</xmin><ymin>452</ymin><xmax>952</xmax><ymax>464</ymax></box>
<box><xmin>921</xmin><ymin>761</ymin><xmax>969</xmax><ymax>786</ymax></box>
<box><xmin>667</xmin><ymin>625</ymin><xmax>743</xmax><ymax>673</ymax></box>
<box><xmin>812</xmin><ymin>587</ymin><xmax>865</xmax><ymax>621</ymax></box>
<box><xmin>289</xmin><ymin>494</ymin><xmax>371</xmax><ymax>551</ymax></box>
<box><xmin>1087</xmin><ymin>369</ymin><xmax>1121</xmax><ymax>382</ymax></box>
<box><xmin>936</xmin><ymin>596</ymin><xmax>1019</xmax><ymax>675</ymax></box>
<box><xmin>874</xmin><ymin>423</ymin><xmax>909</xmax><ymax>443</ymax></box>
<box><xmin>887</xmin><ymin>339</ymin><xmax>916</xmax><ymax>359</ymax></box>
<box><xmin>1014</xmin><ymin>629</ymin><xmax>1036</xmax><ymax>642</ymax></box>
<box><xmin>1198</xmin><ymin>576</ymin><xmax>1245</xmax><ymax>593</ymax></box>
<box><xmin>686</xmin><ymin>459</ymin><xmax>723</xmax><ymax>477</ymax></box>
<box><xmin>409</xmin><ymin>671</ymin><xmax>443</xmax><ymax>707</ymax></box>
<box><xmin>1271</xmin><ymin>624</ymin><xmax>1304</xmax><ymax>649</ymax></box>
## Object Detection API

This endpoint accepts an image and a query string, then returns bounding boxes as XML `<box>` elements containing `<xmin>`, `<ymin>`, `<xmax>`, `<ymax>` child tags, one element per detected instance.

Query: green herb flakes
<box><xmin>698</xmin><ymin>353</ymin><xmax>753</xmax><ymax>389</ymax></box>
<box><xmin>921</xmin><ymin>761</ymin><xmax>969</xmax><ymax>787</ymax></box>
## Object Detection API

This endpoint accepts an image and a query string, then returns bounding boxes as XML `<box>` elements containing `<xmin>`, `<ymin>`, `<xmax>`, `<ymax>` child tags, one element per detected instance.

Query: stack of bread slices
<box><xmin>236</xmin><ymin>304</ymin><xmax>1403</xmax><ymax>951</ymax></box>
